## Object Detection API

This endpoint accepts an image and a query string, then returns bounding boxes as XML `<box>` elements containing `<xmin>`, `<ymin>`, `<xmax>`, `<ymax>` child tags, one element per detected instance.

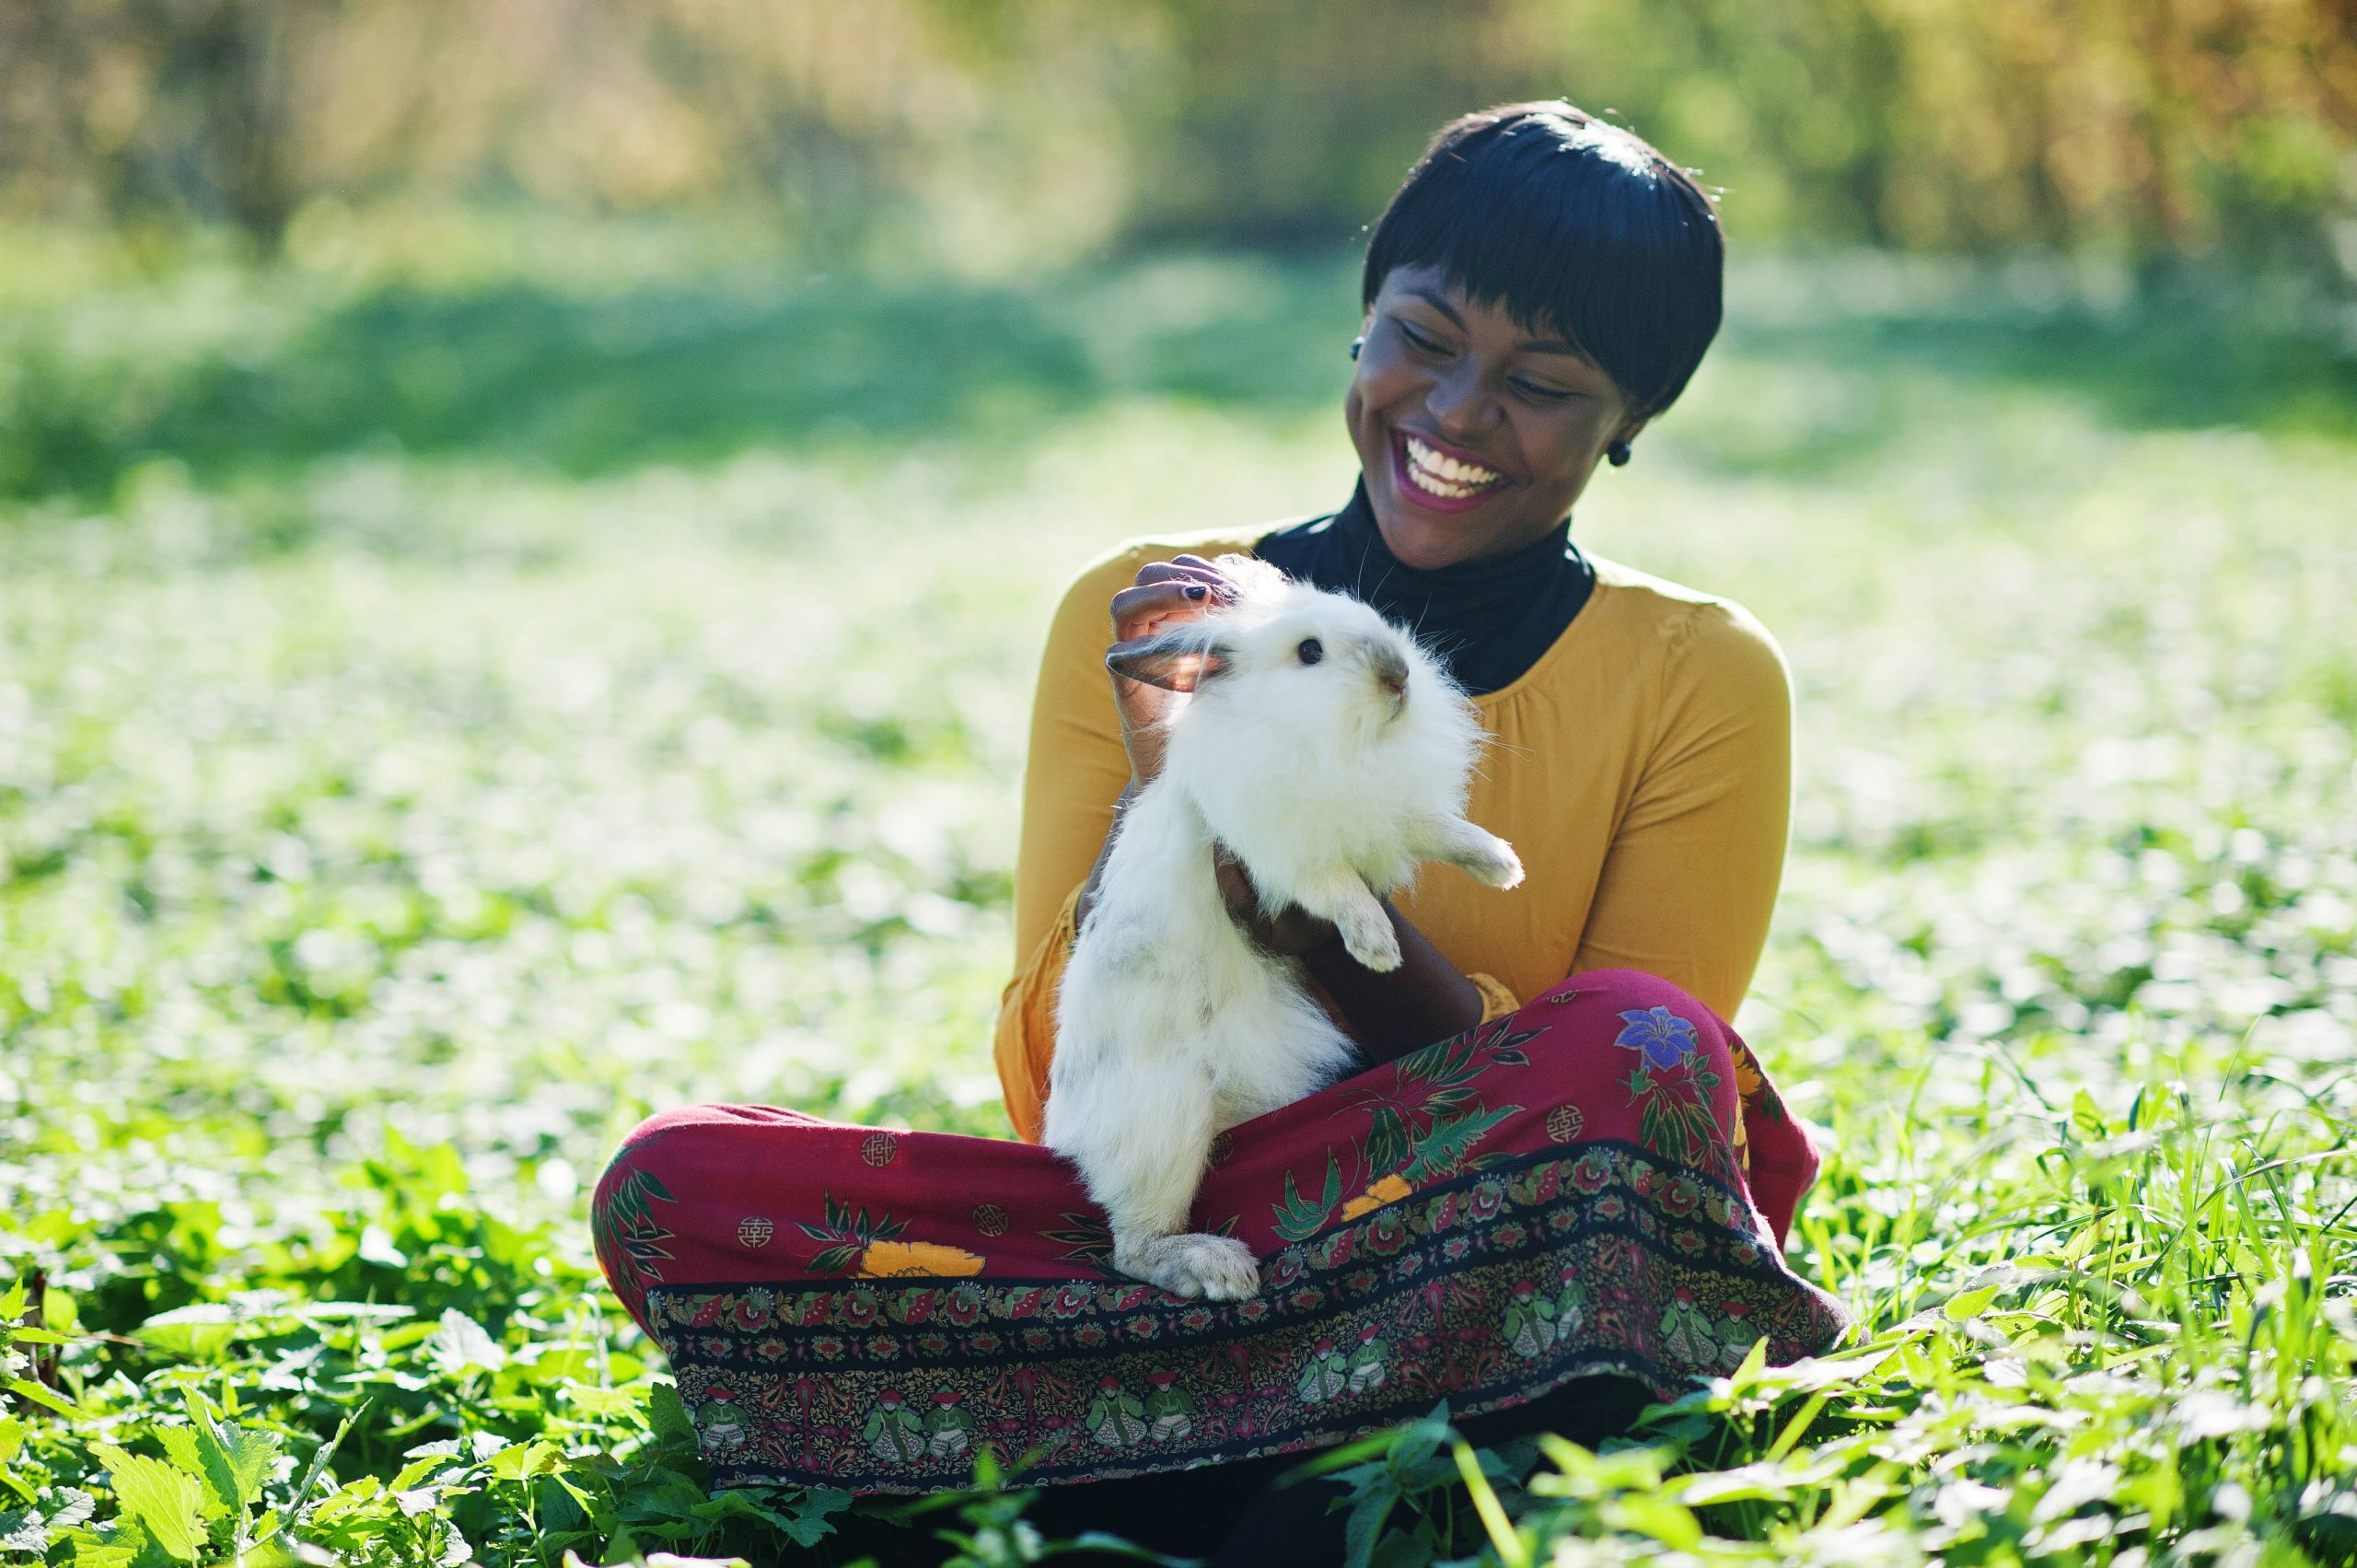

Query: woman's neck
<box><xmin>1253</xmin><ymin>483</ymin><xmax>1595</xmax><ymax>698</ymax></box>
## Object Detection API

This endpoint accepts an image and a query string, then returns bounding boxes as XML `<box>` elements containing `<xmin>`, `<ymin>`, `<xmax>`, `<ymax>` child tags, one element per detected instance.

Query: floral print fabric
<box><xmin>592</xmin><ymin>970</ymin><xmax>1845</xmax><ymax>1493</ymax></box>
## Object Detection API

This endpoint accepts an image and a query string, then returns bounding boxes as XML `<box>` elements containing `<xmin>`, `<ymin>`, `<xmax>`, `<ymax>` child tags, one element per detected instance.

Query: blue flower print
<box><xmin>1614</xmin><ymin>1006</ymin><xmax>1700</xmax><ymax>1071</ymax></box>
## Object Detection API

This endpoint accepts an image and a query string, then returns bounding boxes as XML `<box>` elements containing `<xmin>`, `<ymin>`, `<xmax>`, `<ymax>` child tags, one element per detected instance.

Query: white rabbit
<box><xmin>1045</xmin><ymin>555</ymin><xmax>1523</xmax><ymax>1302</ymax></box>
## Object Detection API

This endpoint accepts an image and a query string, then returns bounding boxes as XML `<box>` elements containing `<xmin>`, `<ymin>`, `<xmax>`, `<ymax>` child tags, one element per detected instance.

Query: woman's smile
<box><xmin>1391</xmin><ymin>426</ymin><xmax>1512</xmax><ymax>511</ymax></box>
<box><xmin>1348</xmin><ymin>264</ymin><xmax>1641</xmax><ymax>570</ymax></box>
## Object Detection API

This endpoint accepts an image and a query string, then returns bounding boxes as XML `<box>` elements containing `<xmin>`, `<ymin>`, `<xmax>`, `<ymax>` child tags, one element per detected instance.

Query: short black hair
<box><xmin>1363</xmin><ymin>102</ymin><xmax>1724</xmax><ymax>422</ymax></box>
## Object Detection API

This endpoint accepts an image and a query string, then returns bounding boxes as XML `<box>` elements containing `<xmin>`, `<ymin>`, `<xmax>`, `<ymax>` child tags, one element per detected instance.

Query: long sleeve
<box><xmin>1566</xmin><ymin>599</ymin><xmax>1793</xmax><ymax>1022</ymax></box>
<box><xmin>994</xmin><ymin>882</ymin><xmax>1085</xmax><ymax>1144</ymax></box>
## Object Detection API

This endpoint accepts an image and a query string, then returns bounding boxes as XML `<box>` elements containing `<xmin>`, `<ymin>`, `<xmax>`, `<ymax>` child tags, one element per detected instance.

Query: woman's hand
<box><xmin>1074</xmin><ymin>555</ymin><xmax>1240</xmax><ymax>933</ymax></box>
<box><xmin>1105</xmin><ymin>554</ymin><xmax>1237</xmax><ymax>785</ymax></box>
<box><xmin>1213</xmin><ymin>846</ymin><xmax>1483</xmax><ymax>1063</ymax></box>
<box><xmin>1213</xmin><ymin>846</ymin><xmax>1341</xmax><ymax>957</ymax></box>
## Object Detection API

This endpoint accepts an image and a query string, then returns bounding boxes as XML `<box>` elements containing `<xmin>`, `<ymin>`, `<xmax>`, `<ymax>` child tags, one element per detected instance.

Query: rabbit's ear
<box><xmin>1107</xmin><ymin>632</ymin><xmax>1230</xmax><ymax>692</ymax></box>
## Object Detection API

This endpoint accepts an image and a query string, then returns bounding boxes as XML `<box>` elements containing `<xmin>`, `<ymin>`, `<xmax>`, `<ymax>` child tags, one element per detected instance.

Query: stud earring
<box><xmin>1348</xmin><ymin>337</ymin><xmax>1364</xmax><ymax>361</ymax></box>
<box><xmin>1607</xmin><ymin>439</ymin><xmax>1631</xmax><ymax>467</ymax></box>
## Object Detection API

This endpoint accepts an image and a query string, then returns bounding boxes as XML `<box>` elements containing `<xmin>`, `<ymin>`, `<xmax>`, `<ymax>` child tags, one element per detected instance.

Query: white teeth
<box><xmin>1404</xmin><ymin>436</ymin><xmax>1501</xmax><ymax>497</ymax></box>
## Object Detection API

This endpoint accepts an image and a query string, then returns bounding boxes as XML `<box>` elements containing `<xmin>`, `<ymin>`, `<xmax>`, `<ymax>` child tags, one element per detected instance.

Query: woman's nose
<box><xmin>1424</xmin><ymin>362</ymin><xmax>1499</xmax><ymax>437</ymax></box>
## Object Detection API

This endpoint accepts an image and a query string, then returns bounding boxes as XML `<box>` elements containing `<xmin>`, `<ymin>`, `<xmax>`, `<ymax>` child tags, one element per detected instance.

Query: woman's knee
<box><xmin>610</xmin><ymin>1103</ymin><xmax>704</xmax><ymax>1156</ymax></box>
<box><xmin>595</xmin><ymin>1101</ymin><xmax>831</xmax><ymax>1205</ymax></box>
<box><xmin>1526</xmin><ymin>968</ymin><xmax>1720</xmax><ymax>1027</ymax></box>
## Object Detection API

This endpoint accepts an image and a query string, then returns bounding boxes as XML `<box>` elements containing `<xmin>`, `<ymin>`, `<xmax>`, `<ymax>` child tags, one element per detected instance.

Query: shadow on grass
<box><xmin>4</xmin><ymin>250</ymin><xmax>2351</xmax><ymax>502</ymax></box>
<box><xmin>1</xmin><ymin>256</ymin><xmax>1364</xmax><ymax>500</ymax></box>
<box><xmin>1708</xmin><ymin>259</ymin><xmax>2357</xmax><ymax>472</ymax></box>
<box><xmin>1779</xmin><ymin>308</ymin><xmax>2356</xmax><ymax>436</ymax></box>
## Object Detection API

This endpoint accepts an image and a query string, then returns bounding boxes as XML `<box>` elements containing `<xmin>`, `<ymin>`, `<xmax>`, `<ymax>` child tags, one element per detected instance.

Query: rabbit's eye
<box><xmin>1296</xmin><ymin>638</ymin><xmax>1324</xmax><ymax>666</ymax></box>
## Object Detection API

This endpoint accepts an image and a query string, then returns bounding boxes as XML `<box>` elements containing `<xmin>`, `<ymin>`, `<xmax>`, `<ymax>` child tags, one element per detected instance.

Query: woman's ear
<box><xmin>1603</xmin><ymin>414</ymin><xmax>1649</xmax><ymax>467</ymax></box>
<box><xmin>1107</xmin><ymin>632</ymin><xmax>1231</xmax><ymax>692</ymax></box>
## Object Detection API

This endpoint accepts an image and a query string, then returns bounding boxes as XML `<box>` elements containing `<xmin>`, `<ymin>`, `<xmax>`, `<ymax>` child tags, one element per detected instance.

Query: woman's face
<box><xmin>1347</xmin><ymin>263</ymin><xmax>1642</xmax><ymax>570</ymax></box>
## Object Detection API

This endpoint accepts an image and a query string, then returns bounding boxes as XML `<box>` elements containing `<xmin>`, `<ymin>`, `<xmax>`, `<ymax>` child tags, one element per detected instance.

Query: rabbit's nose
<box><xmin>1372</xmin><ymin>646</ymin><xmax>1410</xmax><ymax>696</ymax></box>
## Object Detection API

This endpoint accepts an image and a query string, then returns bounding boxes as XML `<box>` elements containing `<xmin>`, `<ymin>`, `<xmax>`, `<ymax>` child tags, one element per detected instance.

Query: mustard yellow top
<box><xmin>993</xmin><ymin>526</ymin><xmax>1794</xmax><ymax>1144</ymax></box>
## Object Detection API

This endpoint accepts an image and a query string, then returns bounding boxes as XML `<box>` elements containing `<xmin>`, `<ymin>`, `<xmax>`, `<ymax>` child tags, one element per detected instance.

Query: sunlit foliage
<box><xmin>3</xmin><ymin>1</ymin><xmax>2351</xmax><ymax>267</ymax></box>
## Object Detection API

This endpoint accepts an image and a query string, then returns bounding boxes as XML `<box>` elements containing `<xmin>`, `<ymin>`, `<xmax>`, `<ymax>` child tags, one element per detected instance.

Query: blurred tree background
<box><xmin>5</xmin><ymin>0</ymin><xmax>2353</xmax><ymax>272</ymax></box>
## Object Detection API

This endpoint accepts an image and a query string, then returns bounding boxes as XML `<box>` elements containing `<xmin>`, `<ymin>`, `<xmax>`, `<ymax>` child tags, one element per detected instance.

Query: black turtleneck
<box><xmin>1253</xmin><ymin>483</ymin><xmax>1595</xmax><ymax>697</ymax></box>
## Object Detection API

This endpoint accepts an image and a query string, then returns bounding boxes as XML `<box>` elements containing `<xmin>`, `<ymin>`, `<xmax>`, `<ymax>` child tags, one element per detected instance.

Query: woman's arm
<box><xmin>1217</xmin><ymin>852</ymin><xmax>1481</xmax><ymax>1063</ymax></box>
<box><xmin>1303</xmin><ymin>912</ymin><xmax>1482</xmax><ymax>1065</ymax></box>
<box><xmin>1071</xmin><ymin>781</ymin><xmax>1133</xmax><ymax>932</ymax></box>
<box><xmin>1073</xmin><ymin>738</ymin><xmax>1483</xmax><ymax>1070</ymax></box>
<box><xmin>1071</xmin><ymin>556</ymin><xmax>1238</xmax><ymax>930</ymax></box>
<box><xmin>1568</xmin><ymin>601</ymin><xmax>1793</xmax><ymax>1020</ymax></box>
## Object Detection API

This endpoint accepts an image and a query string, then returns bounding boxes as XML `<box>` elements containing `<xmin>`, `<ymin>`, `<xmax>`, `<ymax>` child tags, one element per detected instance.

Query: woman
<box><xmin>594</xmin><ymin>102</ymin><xmax>1845</xmax><ymax>1560</ymax></box>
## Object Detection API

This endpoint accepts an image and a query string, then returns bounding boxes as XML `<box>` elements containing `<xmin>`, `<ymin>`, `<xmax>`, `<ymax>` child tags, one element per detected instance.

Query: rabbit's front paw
<box><xmin>1337</xmin><ymin>903</ymin><xmax>1402</xmax><ymax>971</ymax></box>
<box><xmin>1118</xmin><ymin>1233</ymin><xmax>1260</xmax><ymax>1301</ymax></box>
<box><xmin>1462</xmin><ymin>837</ymin><xmax>1524</xmax><ymax>889</ymax></box>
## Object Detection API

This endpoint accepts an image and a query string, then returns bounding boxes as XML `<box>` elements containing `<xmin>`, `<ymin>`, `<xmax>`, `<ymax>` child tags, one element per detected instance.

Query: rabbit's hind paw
<box><xmin>1118</xmin><ymin>1233</ymin><xmax>1260</xmax><ymax>1301</ymax></box>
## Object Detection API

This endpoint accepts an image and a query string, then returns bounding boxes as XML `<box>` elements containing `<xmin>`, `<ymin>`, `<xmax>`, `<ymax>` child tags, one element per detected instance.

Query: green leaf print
<box><xmin>589</xmin><ymin>1165</ymin><xmax>679</xmax><ymax>1294</ymax></box>
<box><xmin>798</xmin><ymin>1191</ymin><xmax>911</xmax><ymax>1274</ymax></box>
<box><xmin>1394</xmin><ymin>1032</ymin><xmax>1481</xmax><ymax>1091</ymax></box>
<box><xmin>1362</xmin><ymin>1105</ymin><xmax>1411</xmax><ymax>1185</ymax></box>
<box><xmin>1271</xmin><ymin>1153</ymin><xmax>1344</xmax><ymax>1242</ymax></box>
<box><xmin>1403</xmin><ymin>1105</ymin><xmax>1517</xmax><ymax>1182</ymax></box>
<box><xmin>1623</xmin><ymin>1063</ymin><xmax>1725</xmax><ymax>1170</ymax></box>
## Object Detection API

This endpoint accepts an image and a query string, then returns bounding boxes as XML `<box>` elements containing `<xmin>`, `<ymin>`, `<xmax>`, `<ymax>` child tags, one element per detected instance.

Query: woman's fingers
<box><xmin>1133</xmin><ymin>560</ymin><xmax>1214</xmax><ymax>584</ymax></box>
<box><xmin>1110</xmin><ymin>580</ymin><xmax>1209</xmax><ymax>617</ymax></box>
<box><xmin>1106</xmin><ymin>558</ymin><xmax>1243</xmax><ymax>785</ymax></box>
<box><xmin>1148</xmin><ymin>553</ymin><xmax>1228</xmax><ymax>581</ymax></box>
<box><xmin>1112</xmin><ymin>559</ymin><xmax>1239</xmax><ymax>643</ymax></box>
<box><xmin>1109</xmin><ymin>581</ymin><xmax>1213</xmax><ymax>644</ymax></box>
<box><xmin>1132</xmin><ymin>557</ymin><xmax>1237</xmax><ymax>597</ymax></box>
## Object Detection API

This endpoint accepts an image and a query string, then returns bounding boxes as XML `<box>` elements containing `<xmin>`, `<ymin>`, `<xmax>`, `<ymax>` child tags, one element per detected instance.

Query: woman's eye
<box><xmin>1296</xmin><ymin>638</ymin><xmax>1323</xmax><ymax>666</ymax></box>
<box><xmin>1398</xmin><ymin>321</ymin><xmax>1446</xmax><ymax>354</ymax></box>
<box><xmin>1514</xmin><ymin>378</ymin><xmax>1573</xmax><ymax>402</ymax></box>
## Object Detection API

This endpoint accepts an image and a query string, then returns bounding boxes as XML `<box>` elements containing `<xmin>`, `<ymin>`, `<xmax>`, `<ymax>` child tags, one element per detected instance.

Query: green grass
<box><xmin>2</xmin><ymin>220</ymin><xmax>2352</xmax><ymax>1566</ymax></box>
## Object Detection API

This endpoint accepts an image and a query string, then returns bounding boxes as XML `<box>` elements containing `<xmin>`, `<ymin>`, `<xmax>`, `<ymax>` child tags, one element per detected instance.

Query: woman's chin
<box><xmin>1381</xmin><ymin>528</ymin><xmax>1467</xmax><ymax>572</ymax></box>
<box><xmin>1372</xmin><ymin>494</ymin><xmax>1513</xmax><ymax>571</ymax></box>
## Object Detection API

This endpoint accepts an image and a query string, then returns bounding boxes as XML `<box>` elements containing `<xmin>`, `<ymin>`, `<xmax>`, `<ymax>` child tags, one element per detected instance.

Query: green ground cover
<box><xmin>2</xmin><ymin>227</ymin><xmax>2353</xmax><ymax>1565</ymax></box>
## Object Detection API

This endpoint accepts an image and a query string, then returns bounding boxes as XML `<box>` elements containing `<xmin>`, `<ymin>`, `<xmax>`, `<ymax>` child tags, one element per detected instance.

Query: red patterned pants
<box><xmin>593</xmin><ymin>970</ymin><xmax>1846</xmax><ymax>1493</ymax></box>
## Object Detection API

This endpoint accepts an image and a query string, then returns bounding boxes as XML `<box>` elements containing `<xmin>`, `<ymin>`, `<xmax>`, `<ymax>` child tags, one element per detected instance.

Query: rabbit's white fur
<box><xmin>1045</xmin><ymin>555</ymin><xmax>1521</xmax><ymax>1301</ymax></box>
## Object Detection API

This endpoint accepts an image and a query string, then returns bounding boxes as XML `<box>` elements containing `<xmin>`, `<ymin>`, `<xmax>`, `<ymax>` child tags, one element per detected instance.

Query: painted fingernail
<box><xmin>1185</xmin><ymin>585</ymin><xmax>1207</xmax><ymax>599</ymax></box>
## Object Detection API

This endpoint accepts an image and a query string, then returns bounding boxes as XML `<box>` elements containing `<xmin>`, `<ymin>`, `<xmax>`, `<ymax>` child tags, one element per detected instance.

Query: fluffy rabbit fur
<box><xmin>1045</xmin><ymin>555</ymin><xmax>1522</xmax><ymax>1301</ymax></box>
